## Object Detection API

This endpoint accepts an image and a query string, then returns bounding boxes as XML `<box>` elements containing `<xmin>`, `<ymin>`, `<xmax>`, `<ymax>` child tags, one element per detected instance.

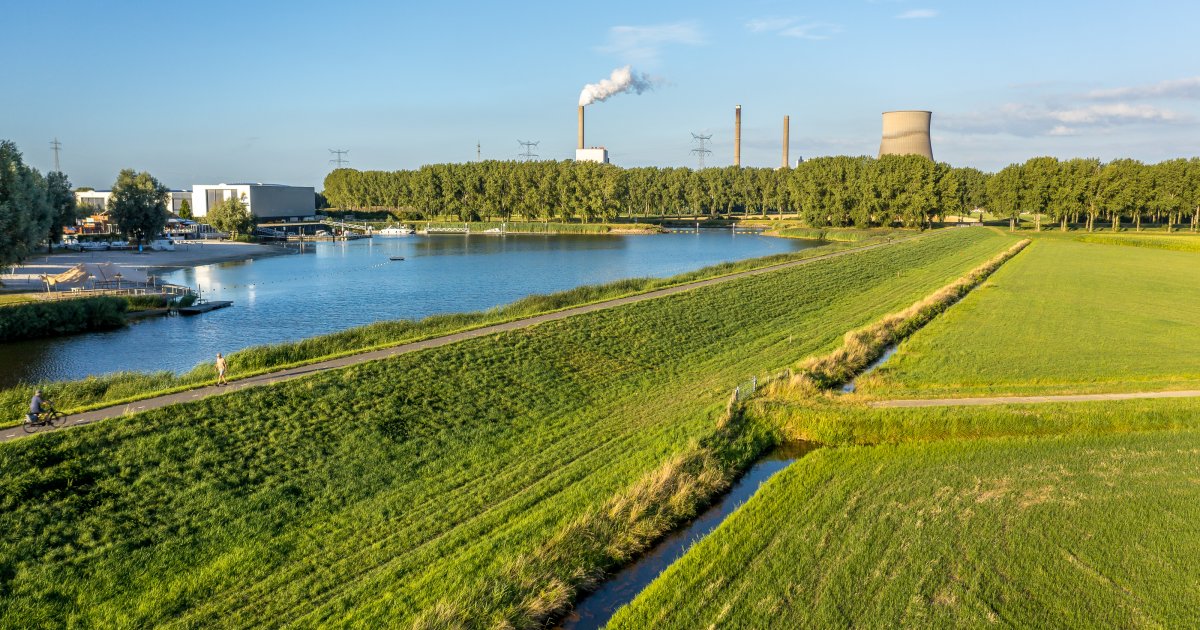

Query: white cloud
<box><xmin>896</xmin><ymin>9</ymin><xmax>938</xmax><ymax>19</ymax></box>
<box><xmin>1087</xmin><ymin>76</ymin><xmax>1200</xmax><ymax>101</ymax></box>
<box><xmin>744</xmin><ymin>16</ymin><xmax>842</xmax><ymax>40</ymax></box>
<box><xmin>942</xmin><ymin>102</ymin><xmax>1186</xmax><ymax>137</ymax></box>
<box><xmin>597</xmin><ymin>22</ymin><xmax>705</xmax><ymax>64</ymax></box>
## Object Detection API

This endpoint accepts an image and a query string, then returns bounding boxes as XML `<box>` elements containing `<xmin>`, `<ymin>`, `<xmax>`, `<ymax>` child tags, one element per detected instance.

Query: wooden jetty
<box><xmin>178</xmin><ymin>300</ymin><xmax>232</xmax><ymax>316</ymax></box>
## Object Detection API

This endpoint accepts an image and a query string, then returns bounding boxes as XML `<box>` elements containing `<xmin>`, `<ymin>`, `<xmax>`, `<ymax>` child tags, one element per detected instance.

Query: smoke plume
<box><xmin>579</xmin><ymin>66</ymin><xmax>658</xmax><ymax>106</ymax></box>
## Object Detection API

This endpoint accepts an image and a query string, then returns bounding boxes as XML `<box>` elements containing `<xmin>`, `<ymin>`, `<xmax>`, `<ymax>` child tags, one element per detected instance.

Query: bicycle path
<box><xmin>1</xmin><ymin>236</ymin><xmax>918</xmax><ymax>444</ymax></box>
<box><xmin>869</xmin><ymin>389</ymin><xmax>1200</xmax><ymax>408</ymax></box>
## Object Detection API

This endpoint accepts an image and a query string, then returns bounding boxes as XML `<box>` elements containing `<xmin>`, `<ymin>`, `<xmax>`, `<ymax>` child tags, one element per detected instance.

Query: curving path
<box><xmin>1</xmin><ymin>236</ymin><xmax>920</xmax><ymax>444</ymax></box>
<box><xmin>869</xmin><ymin>389</ymin><xmax>1200</xmax><ymax>408</ymax></box>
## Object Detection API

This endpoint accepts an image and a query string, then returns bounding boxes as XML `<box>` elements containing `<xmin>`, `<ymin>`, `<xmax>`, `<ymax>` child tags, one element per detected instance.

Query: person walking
<box><xmin>215</xmin><ymin>353</ymin><xmax>228</xmax><ymax>386</ymax></box>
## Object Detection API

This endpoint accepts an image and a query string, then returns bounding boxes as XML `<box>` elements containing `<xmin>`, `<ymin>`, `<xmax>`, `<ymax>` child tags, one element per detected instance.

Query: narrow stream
<box><xmin>558</xmin><ymin>440</ymin><xmax>820</xmax><ymax>629</ymax></box>
<box><xmin>840</xmin><ymin>344</ymin><xmax>899</xmax><ymax>393</ymax></box>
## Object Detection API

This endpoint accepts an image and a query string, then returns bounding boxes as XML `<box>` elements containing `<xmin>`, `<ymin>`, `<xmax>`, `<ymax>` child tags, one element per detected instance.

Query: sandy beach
<box><xmin>1</xmin><ymin>240</ymin><xmax>290</xmax><ymax>291</ymax></box>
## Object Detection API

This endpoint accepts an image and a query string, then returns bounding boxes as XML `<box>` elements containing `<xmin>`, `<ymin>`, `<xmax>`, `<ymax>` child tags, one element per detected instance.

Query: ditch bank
<box><xmin>558</xmin><ymin>441</ymin><xmax>820</xmax><ymax>629</ymax></box>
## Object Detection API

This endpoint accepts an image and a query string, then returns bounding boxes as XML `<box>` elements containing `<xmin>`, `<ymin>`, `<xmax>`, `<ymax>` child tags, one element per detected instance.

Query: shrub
<box><xmin>0</xmin><ymin>297</ymin><xmax>127</xmax><ymax>342</ymax></box>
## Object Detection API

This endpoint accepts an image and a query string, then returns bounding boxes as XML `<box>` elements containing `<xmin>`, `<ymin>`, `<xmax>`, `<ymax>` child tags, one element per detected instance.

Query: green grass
<box><xmin>857</xmin><ymin>238</ymin><xmax>1200</xmax><ymax>398</ymax></box>
<box><xmin>0</xmin><ymin>293</ymin><xmax>39</xmax><ymax>307</ymax></box>
<box><xmin>610</xmin><ymin>416</ymin><xmax>1200</xmax><ymax>628</ymax></box>
<box><xmin>1074</xmin><ymin>232</ymin><xmax>1200</xmax><ymax>252</ymax></box>
<box><xmin>0</xmin><ymin>232</ymin><xmax>912</xmax><ymax>426</ymax></box>
<box><xmin>769</xmin><ymin>225</ymin><xmax>909</xmax><ymax>242</ymax></box>
<box><xmin>0</xmin><ymin>229</ymin><xmax>1010</xmax><ymax>627</ymax></box>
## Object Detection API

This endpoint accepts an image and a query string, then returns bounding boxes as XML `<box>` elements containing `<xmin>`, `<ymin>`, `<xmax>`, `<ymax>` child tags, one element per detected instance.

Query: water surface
<box><xmin>1</xmin><ymin>231</ymin><xmax>817</xmax><ymax>386</ymax></box>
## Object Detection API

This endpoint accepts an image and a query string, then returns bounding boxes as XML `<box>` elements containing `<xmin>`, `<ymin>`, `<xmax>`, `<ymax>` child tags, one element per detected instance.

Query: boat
<box><xmin>377</xmin><ymin>224</ymin><xmax>414</xmax><ymax>236</ymax></box>
<box><xmin>389</xmin><ymin>256</ymin><xmax>405</xmax><ymax>261</ymax></box>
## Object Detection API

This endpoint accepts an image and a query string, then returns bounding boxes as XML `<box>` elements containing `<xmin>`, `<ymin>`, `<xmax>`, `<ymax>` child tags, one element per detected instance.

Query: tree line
<box><xmin>324</xmin><ymin>156</ymin><xmax>1200</xmax><ymax>231</ymax></box>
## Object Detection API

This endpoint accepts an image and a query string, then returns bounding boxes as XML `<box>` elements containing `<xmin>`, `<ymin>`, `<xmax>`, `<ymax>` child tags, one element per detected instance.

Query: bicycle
<box><xmin>22</xmin><ymin>405</ymin><xmax>66</xmax><ymax>433</ymax></box>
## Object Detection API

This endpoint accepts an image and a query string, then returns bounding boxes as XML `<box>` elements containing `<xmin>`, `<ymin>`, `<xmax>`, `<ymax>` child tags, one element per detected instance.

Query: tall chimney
<box><xmin>782</xmin><ymin>115</ymin><xmax>790</xmax><ymax>169</ymax></box>
<box><xmin>734</xmin><ymin>105</ymin><xmax>742</xmax><ymax>167</ymax></box>
<box><xmin>577</xmin><ymin>105</ymin><xmax>585</xmax><ymax>150</ymax></box>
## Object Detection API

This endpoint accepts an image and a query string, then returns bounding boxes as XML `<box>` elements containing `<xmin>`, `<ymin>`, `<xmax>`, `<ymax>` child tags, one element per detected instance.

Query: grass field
<box><xmin>0</xmin><ymin>229</ymin><xmax>1011</xmax><ymax>626</ymax></box>
<box><xmin>857</xmin><ymin>238</ymin><xmax>1200</xmax><ymax>398</ymax></box>
<box><xmin>0</xmin><ymin>232</ymin><xmax>910</xmax><ymax>427</ymax></box>
<box><xmin>610</xmin><ymin>406</ymin><xmax>1200</xmax><ymax>628</ymax></box>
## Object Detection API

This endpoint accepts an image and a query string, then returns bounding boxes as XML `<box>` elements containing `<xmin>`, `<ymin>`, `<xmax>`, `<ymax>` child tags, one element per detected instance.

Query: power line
<box><xmin>690</xmin><ymin>133</ymin><xmax>713</xmax><ymax>169</ymax></box>
<box><xmin>329</xmin><ymin>149</ymin><xmax>349</xmax><ymax>168</ymax></box>
<box><xmin>518</xmin><ymin>139</ymin><xmax>540</xmax><ymax>160</ymax></box>
<box><xmin>50</xmin><ymin>138</ymin><xmax>62</xmax><ymax>172</ymax></box>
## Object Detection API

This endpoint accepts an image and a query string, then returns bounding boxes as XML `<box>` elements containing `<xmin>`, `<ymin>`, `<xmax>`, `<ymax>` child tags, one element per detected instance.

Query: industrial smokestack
<box><xmin>578</xmin><ymin>105</ymin><xmax>585</xmax><ymax>150</ymax></box>
<box><xmin>878</xmin><ymin>110</ymin><xmax>934</xmax><ymax>160</ymax></box>
<box><xmin>734</xmin><ymin>105</ymin><xmax>742</xmax><ymax>167</ymax></box>
<box><xmin>782</xmin><ymin>115</ymin><xmax>790</xmax><ymax>169</ymax></box>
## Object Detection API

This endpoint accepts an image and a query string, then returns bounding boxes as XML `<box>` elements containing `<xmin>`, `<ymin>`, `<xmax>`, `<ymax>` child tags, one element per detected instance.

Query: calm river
<box><xmin>0</xmin><ymin>231</ymin><xmax>818</xmax><ymax>387</ymax></box>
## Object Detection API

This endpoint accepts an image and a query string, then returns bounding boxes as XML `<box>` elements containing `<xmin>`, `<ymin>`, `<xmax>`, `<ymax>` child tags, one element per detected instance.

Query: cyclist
<box><xmin>28</xmin><ymin>390</ymin><xmax>48</xmax><ymax>424</ymax></box>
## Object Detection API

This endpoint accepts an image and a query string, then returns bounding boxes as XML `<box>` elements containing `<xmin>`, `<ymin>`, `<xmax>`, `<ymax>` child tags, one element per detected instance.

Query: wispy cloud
<box><xmin>1086</xmin><ymin>76</ymin><xmax>1200</xmax><ymax>101</ymax></box>
<box><xmin>896</xmin><ymin>9</ymin><xmax>938</xmax><ymax>19</ymax></box>
<box><xmin>942</xmin><ymin>102</ymin><xmax>1186</xmax><ymax>137</ymax></box>
<box><xmin>744</xmin><ymin>16</ymin><xmax>842</xmax><ymax>40</ymax></box>
<box><xmin>596</xmin><ymin>21</ymin><xmax>705</xmax><ymax>64</ymax></box>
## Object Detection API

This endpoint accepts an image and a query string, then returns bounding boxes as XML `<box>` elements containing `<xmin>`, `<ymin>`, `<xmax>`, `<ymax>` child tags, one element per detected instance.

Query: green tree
<box><xmin>0</xmin><ymin>140</ymin><xmax>53</xmax><ymax>272</ymax></box>
<box><xmin>987</xmin><ymin>164</ymin><xmax>1024</xmax><ymax>231</ymax></box>
<box><xmin>207</xmin><ymin>196</ymin><xmax>254</xmax><ymax>238</ymax></box>
<box><xmin>45</xmin><ymin>170</ymin><xmax>80</xmax><ymax>252</ymax></box>
<box><xmin>108</xmin><ymin>169</ymin><xmax>168</xmax><ymax>247</ymax></box>
<box><xmin>178</xmin><ymin>198</ymin><xmax>193</xmax><ymax>220</ymax></box>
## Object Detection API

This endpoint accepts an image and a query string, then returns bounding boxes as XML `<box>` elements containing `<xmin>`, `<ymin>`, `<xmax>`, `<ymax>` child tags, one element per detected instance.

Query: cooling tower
<box><xmin>878</xmin><ymin>110</ymin><xmax>933</xmax><ymax>160</ymax></box>
<box><xmin>734</xmin><ymin>105</ymin><xmax>742</xmax><ymax>167</ymax></box>
<box><xmin>578</xmin><ymin>105</ymin><xmax>585</xmax><ymax>150</ymax></box>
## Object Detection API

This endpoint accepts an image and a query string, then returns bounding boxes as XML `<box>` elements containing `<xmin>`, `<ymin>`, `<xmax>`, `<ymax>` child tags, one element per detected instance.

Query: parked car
<box><xmin>80</xmin><ymin>241</ymin><xmax>109</xmax><ymax>251</ymax></box>
<box><xmin>148</xmin><ymin>239</ymin><xmax>176</xmax><ymax>252</ymax></box>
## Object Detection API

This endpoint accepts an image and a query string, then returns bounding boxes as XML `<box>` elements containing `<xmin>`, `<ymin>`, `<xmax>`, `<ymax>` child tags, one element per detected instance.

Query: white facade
<box><xmin>191</xmin><ymin>183</ymin><xmax>315</xmax><ymax>219</ymax></box>
<box><xmin>575</xmin><ymin>148</ymin><xmax>610</xmax><ymax>164</ymax></box>
<box><xmin>168</xmin><ymin>190</ymin><xmax>192</xmax><ymax>215</ymax></box>
<box><xmin>75</xmin><ymin>190</ymin><xmax>112</xmax><ymax>212</ymax></box>
<box><xmin>74</xmin><ymin>189</ymin><xmax>192</xmax><ymax>215</ymax></box>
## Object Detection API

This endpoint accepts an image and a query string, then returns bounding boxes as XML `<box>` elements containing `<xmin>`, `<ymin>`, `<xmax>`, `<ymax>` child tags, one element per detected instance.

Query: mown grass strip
<box><xmin>610</xmin><ymin>408</ymin><xmax>1200</xmax><ymax>628</ymax></box>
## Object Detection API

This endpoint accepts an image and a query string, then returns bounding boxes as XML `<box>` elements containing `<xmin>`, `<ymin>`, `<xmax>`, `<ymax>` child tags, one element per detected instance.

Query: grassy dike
<box><xmin>0</xmin><ymin>229</ymin><xmax>1010</xmax><ymax>627</ymax></box>
<box><xmin>0</xmin><ymin>232</ymin><xmax>906</xmax><ymax>426</ymax></box>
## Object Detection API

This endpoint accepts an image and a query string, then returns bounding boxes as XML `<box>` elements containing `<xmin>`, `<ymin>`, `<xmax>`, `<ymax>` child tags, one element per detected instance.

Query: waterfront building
<box><xmin>190</xmin><ymin>183</ymin><xmax>315</xmax><ymax>220</ymax></box>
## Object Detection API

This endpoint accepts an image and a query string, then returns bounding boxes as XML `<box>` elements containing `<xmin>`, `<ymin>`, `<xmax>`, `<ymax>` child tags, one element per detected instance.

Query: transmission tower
<box><xmin>329</xmin><ymin>149</ymin><xmax>349</xmax><ymax>168</ymax></box>
<box><xmin>476</xmin><ymin>141</ymin><xmax>482</xmax><ymax>161</ymax></box>
<box><xmin>690</xmin><ymin>133</ymin><xmax>713</xmax><ymax>169</ymax></box>
<box><xmin>518</xmin><ymin>139</ymin><xmax>540</xmax><ymax>160</ymax></box>
<box><xmin>50</xmin><ymin>138</ymin><xmax>62</xmax><ymax>172</ymax></box>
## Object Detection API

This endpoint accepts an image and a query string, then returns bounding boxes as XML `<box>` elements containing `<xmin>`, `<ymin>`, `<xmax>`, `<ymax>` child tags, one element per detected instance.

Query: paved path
<box><xmin>870</xmin><ymin>389</ymin><xmax>1200</xmax><ymax>408</ymax></box>
<box><xmin>2</xmin><ymin>236</ymin><xmax>918</xmax><ymax>444</ymax></box>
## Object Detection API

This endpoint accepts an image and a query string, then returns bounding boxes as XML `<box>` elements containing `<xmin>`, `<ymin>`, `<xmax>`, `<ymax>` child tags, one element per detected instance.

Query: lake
<box><xmin>0</xmin><ymin>230</ymin><xmax>819</xmax><ymax>387</ymax></box>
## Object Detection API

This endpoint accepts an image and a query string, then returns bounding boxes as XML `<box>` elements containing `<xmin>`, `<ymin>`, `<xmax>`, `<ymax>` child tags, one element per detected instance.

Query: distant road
<box><xmin>1</xmin><ymin>235</ymin><xmax>921</xmax><ymax>444</ymax></box>
<box><xmin>870</xmin><ymin>389</ymin><xmax>1200</xmax><ymax>408</ymax></box>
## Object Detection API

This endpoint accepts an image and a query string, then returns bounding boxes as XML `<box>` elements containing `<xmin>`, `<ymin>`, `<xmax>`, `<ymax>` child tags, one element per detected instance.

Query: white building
<box><xmin>74</xmin><ymin>189</ymin><xmax>192</xmax><ymax>215</ymax></box>
<box><xmin>575</xmin><ymin>147</ymin><xmax>610</xmax><ymax>164</ymax></box>
<box><xmin>191</xmin><ymin>183</ymin><xmax>315</xmax><ymax>220</ymax></box>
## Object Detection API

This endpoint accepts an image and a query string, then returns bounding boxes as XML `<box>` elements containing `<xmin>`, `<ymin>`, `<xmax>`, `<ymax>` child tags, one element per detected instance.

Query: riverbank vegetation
<box><xmin>0</xmin><ymin>231</ymin><xmax>913</xmax><ymax>425</ymax></box>
<box><xmin>856</xmin><ymin>238</ymin><xmax>1200</xmax><ymax>398</ymax></box>
<box><xmin>0</xmin><ymin>229</ymin><xmax>1011</xmax><ymax>626</ymax></box>
<box><xmin>322</xmin><ymin>156</ymin><xmax>1200</xmax><ymax>232</ymax></box>
<box><xmin>610</xmin><ymin>398</ymin><xmax>1200</xmax><ymax>628</ymax></box>
<box><xmin>0</xmin><ymin>296</ymin><xmax>127</xmax><ymax>342</ymax></box>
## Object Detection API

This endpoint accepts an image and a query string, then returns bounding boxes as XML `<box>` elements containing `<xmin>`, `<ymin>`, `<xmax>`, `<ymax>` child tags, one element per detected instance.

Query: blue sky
<box><xmin>4</xmin><ymin>0</ymin><xmax>1198</xmax><ymax>189</ymax></box>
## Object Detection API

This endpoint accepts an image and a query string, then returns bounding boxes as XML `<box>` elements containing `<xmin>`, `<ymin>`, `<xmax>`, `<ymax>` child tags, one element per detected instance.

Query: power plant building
<box><xmin>575</xmin><ymin>105</ymin><xmax>610</xmax><ymax>163</ymax></box>
<box><xmin>878</xmin><ymin>110</ymin><xmax>934</xmax><ymax>160</ymax></box>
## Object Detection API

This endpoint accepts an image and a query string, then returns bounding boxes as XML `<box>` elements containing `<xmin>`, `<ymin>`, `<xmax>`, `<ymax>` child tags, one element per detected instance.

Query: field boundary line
<box><xmin>0</xmin><ymin>231</ymin><xmax>935</xmax><ymax>443</ymax></box>
<box><xmin>869</xmin><ymin>389</ymin><xmax>1200</xmax><ymax>408</ymax></box>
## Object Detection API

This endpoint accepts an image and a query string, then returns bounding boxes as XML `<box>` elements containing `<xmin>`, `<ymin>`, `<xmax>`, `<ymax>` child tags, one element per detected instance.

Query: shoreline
<box><xmin>0</xmin><ymin>240</ymin><xmax>291</xmax><ymax>292</ymax></box>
